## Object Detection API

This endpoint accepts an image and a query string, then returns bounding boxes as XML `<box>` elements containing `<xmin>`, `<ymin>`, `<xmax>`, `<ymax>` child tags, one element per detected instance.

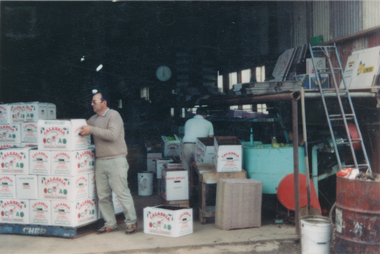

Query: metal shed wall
<box><xmin>313</xmin><ymin>1</ymin><xmax>330</xmax><ymax>42</ymax></box>
<box><xmin>293</xmin><ymin>1</ymin><xmax>307</xmax><ymax>47</ymax></box>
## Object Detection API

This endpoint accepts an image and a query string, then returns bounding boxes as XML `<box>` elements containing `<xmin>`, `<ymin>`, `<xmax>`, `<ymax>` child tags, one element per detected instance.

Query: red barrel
<box><xmin>335</xmin><ymin>175</ymin><xmax>380</xmax><ymax>253</ymax></box>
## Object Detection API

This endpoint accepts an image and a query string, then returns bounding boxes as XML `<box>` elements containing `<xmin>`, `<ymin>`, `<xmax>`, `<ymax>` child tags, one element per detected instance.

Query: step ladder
<box><xmin>309</xmin><ymin>43</ymin><xmax>372</xmax><ymax>174</ymax></box>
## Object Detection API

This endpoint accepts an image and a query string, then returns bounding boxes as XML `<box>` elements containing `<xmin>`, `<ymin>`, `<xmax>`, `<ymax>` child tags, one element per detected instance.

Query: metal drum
<box><xmin>335</xmin><ymin>174</ymin><xmax>380</xmax><ymax>253</ymax></box>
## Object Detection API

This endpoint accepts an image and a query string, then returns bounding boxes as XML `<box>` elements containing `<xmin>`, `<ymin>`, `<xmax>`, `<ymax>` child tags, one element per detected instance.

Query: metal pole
<box><xmin>301</xmin><ymin>88</ymin><xmax>311</xmax><ymax>214</ymax></box>
<box><xmin>292</xmin><ymin>99</ymin><xmax>300</xmax><ymax>235</ymax></box>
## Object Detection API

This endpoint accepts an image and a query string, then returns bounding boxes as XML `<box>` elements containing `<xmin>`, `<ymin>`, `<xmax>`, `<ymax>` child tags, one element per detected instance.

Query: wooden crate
<box><xmin>161</xmin><ymin>197</ymin><xmax>190</xmax><ymax>208</ymax></box>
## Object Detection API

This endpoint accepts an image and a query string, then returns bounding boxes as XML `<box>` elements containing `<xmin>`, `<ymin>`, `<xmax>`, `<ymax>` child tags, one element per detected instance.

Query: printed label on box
<box><xmin>30</xmin><ymin>200</ymin><xmax>51</xmax><ymax>225</ymax></box>
<box><xmin>0</xmin><ymin>175</ymin><xmax>16</xmax><ymax>198</ymax></box>
<box><xmin>21</xmin><ymin>122</ymin><xmax>38</xmax><ymax>143</ymax></box>
<box><xmin>30</xmin><ymin>150</ymin><xmax>51</xmax><ymax>175</ymax></box>
<box><xmin>0</xmin><ymin>124</ymin><xmax>21</xmax><ymax>143</ymax></box>
<box><xmin>0</xmin><ymin>199</ymin><xmax>29</xmax><ymax>224</ymax></box>
<box><xmin>0</xmin><ymin>147</ymin><xmax>30</xmax><ymax>174</ymax></box>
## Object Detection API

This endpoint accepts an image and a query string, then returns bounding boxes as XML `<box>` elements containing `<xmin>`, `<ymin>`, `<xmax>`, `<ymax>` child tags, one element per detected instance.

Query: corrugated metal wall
<box><xmin>330</xmin><ymin>1</ymin><xmax>363</xmax><ymax>39</ymax></box>
<box><xmin>363</xmin><ymin>0</ymin><xmax>380</xmax><ymax>29</ymax></box>
<box><xmin>293</xmin><ymin>2</ymin><xmax>307</xmax><ymax>47</ymax></box>
<box><xmin>313</xmin><ymin>1</ymin><xmax>330</xmax><ymax>42</ymax></box>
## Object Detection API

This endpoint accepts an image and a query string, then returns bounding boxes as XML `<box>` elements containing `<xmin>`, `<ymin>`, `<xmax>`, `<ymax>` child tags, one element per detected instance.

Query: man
<box><xmin>181</xmin><ymin>107</ymin><xmax>214</xmax><ymax>175</ymax></box>
<box><xmin>80</xmin><ymin>91</ymin><xmax>137</xmax><ymax>234</ymax></box>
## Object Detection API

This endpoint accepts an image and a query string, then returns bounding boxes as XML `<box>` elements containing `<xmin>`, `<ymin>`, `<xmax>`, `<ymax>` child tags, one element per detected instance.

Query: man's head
<box><xmin>196</xmin><ymin>108</ymin><xmax>208</xmax><ymax>117</ymax></box>
<box><xmin>91</xmin><ymin>92</ymin><xmax>108</xmax><ymax>115</ymax></box>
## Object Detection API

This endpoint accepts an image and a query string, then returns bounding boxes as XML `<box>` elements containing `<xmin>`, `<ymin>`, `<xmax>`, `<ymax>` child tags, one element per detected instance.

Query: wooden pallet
<box><xmin>161</xmin><ymin>197</ymin><xmax>190</xmax><ymax>208</ymax></box>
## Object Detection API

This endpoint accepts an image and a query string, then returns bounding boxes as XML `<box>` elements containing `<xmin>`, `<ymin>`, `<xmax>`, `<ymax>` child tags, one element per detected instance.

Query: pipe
<box><xmin>199</xmin><ymin>91</ymin><xmax>301</xmax><ymax>106</ymax></box>
<box><xmin>301</xmin><ymin>88</ymin><xmax>311</xmax><ymax>214</ymax></box>
<box><xmin>292</xmin><ymin>99</ymin><xmax>301</xmax><ymax>235</ymax></box>
<box><xmin>304</xmin><ymin>92</ymin><xmax>378</xmax><ymax>98</ymax></box>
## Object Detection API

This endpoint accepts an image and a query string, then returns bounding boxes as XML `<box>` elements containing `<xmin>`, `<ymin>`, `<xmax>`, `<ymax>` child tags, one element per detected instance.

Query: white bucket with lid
<box><xmin>301</xmin><ymin>215</ymin><xmax>332</xmax><ymax>254</ymax></box>
<box><xmin>138</xmin><ymin>171</ymin><xmax>153</xmax><ymax>196</ymax></box>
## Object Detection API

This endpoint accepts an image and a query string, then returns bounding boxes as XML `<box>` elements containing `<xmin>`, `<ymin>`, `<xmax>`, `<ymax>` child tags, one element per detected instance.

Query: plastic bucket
<box><xmin>301</xmin><ymin>215</ymin><xmax>332</xmax><ymax>254</ymax></box>
<box><xmin>138</xmin><ymin>171</ymin><xmax>153</xmax><ymax>196</ymax></box>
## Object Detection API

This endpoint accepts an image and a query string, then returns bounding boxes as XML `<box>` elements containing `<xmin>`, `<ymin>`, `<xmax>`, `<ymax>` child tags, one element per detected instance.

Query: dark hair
<box><xmin>94</xmin><ymin>90</ymin><xmax>109</xmax><ymax>102</ymax></box>
<box><xmin>196</xmin><ymin>107</ymin><xmax>208</xmax><ymax>116</ymax></box>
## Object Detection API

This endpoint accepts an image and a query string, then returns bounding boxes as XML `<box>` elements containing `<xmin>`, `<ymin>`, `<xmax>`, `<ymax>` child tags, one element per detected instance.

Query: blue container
<box><xmin>243</xmin><ymin>144</ymin><xmax>312</xmax><ymax>194</ymax></box>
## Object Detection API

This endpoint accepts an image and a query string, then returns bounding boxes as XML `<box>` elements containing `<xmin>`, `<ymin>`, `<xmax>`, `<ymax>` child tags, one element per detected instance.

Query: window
<box><xmin>241</xmin><ymin>69</ymin><xmax>251</xmax><ymax>83</ymax></box>
<box><xmin>256</xmin><ymin>66</ymin><xmax>265</xmax><ymax>82</ymax></box>
<box><xmin>257</xmin><ymin>104</ymin><xmax>268</xmax><ymax>114</ymax></box>
<box><xmin>229</xmin><ymin>72</ymin><xmax>237</xmax><ymax>89</ymax></box>
<box><xmin>217</xmin><ymin>71</ymin><xmax>223</xmax><ymax>93</ymax></box>
<box><xmin>140</xmin><ymin>87</ymin><xmax>149</xmax><ymax>100</ymax></box>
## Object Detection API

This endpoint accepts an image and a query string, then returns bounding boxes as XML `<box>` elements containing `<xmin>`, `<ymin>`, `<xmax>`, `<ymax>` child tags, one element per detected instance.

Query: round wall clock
<box><xmin>156</xmin><ymin>65</ymin><xmax>172</xmax><ymax>81</ymax></box>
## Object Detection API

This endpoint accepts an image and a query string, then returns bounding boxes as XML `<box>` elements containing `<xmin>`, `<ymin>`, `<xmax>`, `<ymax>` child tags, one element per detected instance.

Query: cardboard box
<box><xmin>29</xmin><ymin>149</ymin><xmax>51</xmax><ymax>175</ymax></box>
<box><xmin>51</xmin><ymin>148</ymin><xmax>95</xmax><ymax>176</ymax></box>
<box><xmin>161</xmin><ymin>169</ymin><xmax>188</xmax><ymax>201</ymax></box>
<box><xmin>16</xmin><ymin>175</ymin><xmax>38</xmax><ymax>199</ymax></box>
<box><xmin>196</xmin><ymin>137</ymin><xmax>214</xmax><ymax>163</ymax></box>
<box><xmin>215</xmin><ymin>179</ymin><xmax>262</xmax><ymax>230</ymax></box>
<box><xmin>0</xmin><ymin>143</ymin><xmax>19</xmax><ymax>149</ymax></box>
<box><xmin>0</xmin><ymin>147</ymin><xmax>31</xmax><ymax>175</ymax></box>
<box><xmin>9</xmin><ymin>103</ymin><xmax>26</xmax><ymax>123</ymax></box>
<box><xmin>37</xmin><ymin>119</ymin><xmax>90</xmax><ymax>150</ymax></box>
<box><xmin>0</xmin><ymin>199</ymin><xmax>29</xmax><ymax>224</ymax></box>
<box><xmin>38</xmin><ymin>175</ymin><xmax>89</xmax><ymax>201</ymax></box>
<box><xmin>161</xmin><ymin>135</ymin><xmax>181</xmax><ymax>157</ymax></box>
<box><xmin>293</xmin><ymin>73</ymin><xmax>329</xmax><ymax>89</ymax></box>
<box><xmin>0</xmin><ymin>104</ymin><xmax>11</xmax><ymax>124</ymax></box>
<box><xmin>213</xmin><ymin>136</ymin><xmax>242</xmax><ymax>172</ymax></box>
<box><xmin>155</xmin><ymin>159</ymin><xmax>173</xmax><ymax>179</ymax></box>
<box><xmin>0</xmin><ymin>175</ymin><xmax>16</xmax><ymax>198</ymax></box>
<box><xmin>88</xmin><ymin>172</ymin><xmax>96</xmax><ymax>198</ymax></box>
<box><xmin>147</xmin><ymin>153</ymin><xmax>162</xmax><ymax>172</ymax></box>
<box><xmin>29</xmin><ymin>200</ymin><xmax>51</xmax><ymax>225</ymax></box>
<box><xmin>51</xmin><ymin>198</ymin><xmax>97</xmax><ymax>227</ymax></box>
<box><xmin>47</xmin><ymin>103</ymin><xmax>57</xmax><ymax>120</ymax></box>
<box><xmin>112</xmin><ymin>191</ymin><xmax>123</xmax><ymax>214</ymax></box>
<box><xmin>21</xmin><ymin>122</ymin><xmax>38</xmax><ymax>143</ymax></box>
<box><xmin>0</xmin><ymin>123</ymin><xmax>21</xmax><ymax>143</ymax></box>
<box><xmin>306</xmin><ymin>58</ymin><xmax>326</xmax><ymax>74</ymax></box>
<box><xmin>144</xmin><ymin>205</ymin><xmax>193</xmax><ymax>237</ymax></box>
<box><xmin>24</xmin><ymin>102</ymin><xmax>47</xmax><ymax>122</ymax></box>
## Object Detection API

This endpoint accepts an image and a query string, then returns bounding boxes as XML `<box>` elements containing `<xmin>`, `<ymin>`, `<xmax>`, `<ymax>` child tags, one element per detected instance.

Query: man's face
<box><xmin>91</xmin><ymin>93</ymin><xmax>106</xmax><ymax>114</ymax></box>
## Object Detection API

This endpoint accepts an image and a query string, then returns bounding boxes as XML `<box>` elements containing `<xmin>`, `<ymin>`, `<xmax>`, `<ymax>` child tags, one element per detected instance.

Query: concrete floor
<box><xmin>0</xmin><ymin>193</ymin><xmax>303</xmax><ymax>254</ymax></box>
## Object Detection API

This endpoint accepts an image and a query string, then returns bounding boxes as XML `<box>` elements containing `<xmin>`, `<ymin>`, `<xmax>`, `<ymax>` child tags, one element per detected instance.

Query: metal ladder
<box><xmin>309</xmin><ymin>43</ymin><xmax>372</xmax><ymax>174</ymax></box>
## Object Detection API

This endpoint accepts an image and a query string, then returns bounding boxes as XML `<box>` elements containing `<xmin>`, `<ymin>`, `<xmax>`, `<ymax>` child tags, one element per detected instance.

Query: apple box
<box><xmin>16</xmin><ymin>175</ymin><xmax>38</xmax><ymax>199</ymax></box>
<box><xmin>0</xmin><ymin>123</ymin><xmax>21</xmax><ymax>143</ymax></box>
<box><xmin>213</xmin><ymin>136</ymin><xmax>242</xmax><ymax>172</ymax></box>
<box><xmin>0</xmin><ymin>104</ymin><xmax>11</xmax><ymax>124</ymax></box>
<box><xmin>51</xmin><ymin>149</ymin><xmax>95</xmax><ymax>176</ymax></box>
<box><xmin>0</xmin><ymin>199</ymin><xmax>29</xmax><ymax>224</ymax></box>
<box><xmin>9</xmin><ymin>103</ymin><xmax>26</xmax><ymax>123</ymax></box>
<box><xmin>38</xmin><ymin>175</ymin><xmax>89</xmax><ymax>201</ymax></box>
<box><xmin>37</xmin><ymin>119</ymin><xmax>90</xmax><ymax>150</ymax></box>
<box><xmin>161</xmin><ymin>135</ymin><xmax>181</xmax><ymax>157</ymax></box>
<box><xmin>51</xmin><ymin>198</ymin><xmax>97</xmax><ymax>227</ymax></box>
<box><xmin>29</xmin><ymin>200</ymin><xmax>51</xmax><ymax>226</ymax></box>
<box><xmin>306</xmin><ymin>57</ymin><xmax>326</xmax><ymax>74</ymax></box>
<box><xmin>88</xmin><ymin>172</ymin><xmax>96</xmax><ymax>198</ymax></box>
<box><xmin>161</xmin><ymin>169</ymin><xmax>188</xmax><ymax>201</ymax></box>
<box><xmin>0</xmin><ymin>175</ymin><xmax>16</xmax><ymax>198</ymax></box>
<box><xmin>147</xmin><ymin>153</ymin><xmax>161</xmax><ymax>172</ymax></box>
<box><xmin>24</xmin><ymin>102</ymin><xmax>48</xmax><ymax>122</ymax></box>
<box><xmin>155</xmin><ymin>159</ymin><xmax>173</xmax><ymax>179</ymax></box>
<box><xmin>47</xmin><ymin>103</ymin><xmax>57</xmax><ymax>120</ymax></box>
<box><xmin>0</xmin><ymin>147</ymin><xmax>31</xmax><ymax>175</ymax></box>
<box><xmin>21</xmin><ymin>122</ymin><xmax>38</xmax><ymax>143</ymax></box>
<box><xmin>144</xmin><ymin>205</ymin><xmax>193</xmax><ymax>237</ymax></box>
<box><xmin>196</xmin><ymin>137</ymin><xmax>214</xmax><ymax>163</ymax></box>
<box><xmin>29</xmin><ymin>149</ymin><xmax>51</xmax><ymax>175</ymax></box>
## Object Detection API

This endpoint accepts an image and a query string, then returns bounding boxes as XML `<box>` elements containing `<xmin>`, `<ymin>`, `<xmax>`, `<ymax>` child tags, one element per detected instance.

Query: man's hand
<box><xmin>80</xmin><ymin>125</ymin><xmax>92</xmax><ymax>136</ymax></box>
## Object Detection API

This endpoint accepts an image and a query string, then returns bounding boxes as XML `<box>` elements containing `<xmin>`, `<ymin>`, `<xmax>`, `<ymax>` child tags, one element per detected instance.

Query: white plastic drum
<box><xmin>138</xmin><ymin>171</ymin><xmax>153</xmax><ymax>196</ymax></box>
<box><xmin>301</xmin><ymin>215</ymin><xmax>332</xmax><ymax>254</ymax></box>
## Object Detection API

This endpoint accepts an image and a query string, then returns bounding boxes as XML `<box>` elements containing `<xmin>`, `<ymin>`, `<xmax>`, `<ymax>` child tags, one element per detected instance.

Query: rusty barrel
<box><xmin>335</xmin><ymin>175</ymin><xmax>380</xmax><ymax>253</ymax></box>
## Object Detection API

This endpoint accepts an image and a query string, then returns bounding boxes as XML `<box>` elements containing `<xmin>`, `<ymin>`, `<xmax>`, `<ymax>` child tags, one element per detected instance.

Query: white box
<box><xmin>0</xmin><ymin>104</ymin><xmax>11</xmax><ymax>124</ymax></box>
<box><xmin>196</xmin><ymin>137</ymin><xmax>215</xmax><ymax>163</ymax></box>
<box><xmin>9</xmin><ymin>103</ymin><xmax>26</xmax><ymax>123</ymax></box>
<box><xmin>47</xmin><ymin>103</ymin><xmax>57</xmax><ymax>120</ymax></box>
<box><xmin>112</xmin><ymin>191</ymin><xmax>123</xmax><ymax>214</ymax></box>
<box><xmin>16</xmin><ymin>175</ymin><xmax>38</xmax><ymax>199</ymax></box>
<box><xmin>147</xmin><ymin>153</ymin><xmax>162</xmax><ymax>172</ymax></box>
<box><xmin>51</xmin><ymin>198</ymin><xmax>97</xmax><ymax>227</ymax></box>
<box><xmin>0</xmin><ymin>123</ymin><xmax>21</xmax><ymax>143</ymax></box>
<box><xmin>161</xmin><ymin>169</ymin><xmax>188</xmax><ymax>201</ymax></box>
<box><xmin>29</xmin><ymin>200</ymin><xmax>51</xmax><ymax>225</ymax></box>
<box><xmin>161</xmin><ymin>135</ymin><xmax>181</xmax><ymax>157</ymax></box>
<box><xmin>213</xmin><ymin>136</ymin><xmax>242</xmax><ymax>172</ymax></box>
<box><xmin>88</xmin><ymin>172</ymin><xmax>96</xmax><ymax>198</ymax></box>
<box><xmin>155</xmin><ymin>159</ymin><xmax>173</xmax><ymax>179</ymax></box>
<box><xmin>21</xmin><ymin>122</ymin><xmax>38</xmax><ymax>143</ymax></box>
<box><xmin>38</xmin><ymin>175</ymin><xmax>89</xmax><ymax>201</ymax></box>
<box><xmin>0</xmin><ymin>199</ymin><xmax>29</xmax><ymax>224</ymax></box>
<box><xmin>0</xmin><ymin>147</ymin><xmax>31</xmax><ymax>175</ymax></box>
<box><xmin>24</xmin><ymin>102</ymin><xmax>48</xmax><ymax>122</ymax></box>
<box><xmin>51</xmin><ymin>149</ymin><xmax>95</xmax><ymax>176</ymax></box>
<box><xmin>0</xmin><ymin>175</ymin><xmax>16</xmax><ymax>198</ymax></box>
<box><xmin>306</xmin><ymin>57</ymin><xmax>326</xmax><ymax>74</ymax></box>
<box><xmin>29</xmin><ymin>149</ymin><xmax>51</xmax><ymax>175</ymax></box>
<box><xmin>37</xmin><ymin>119</ymin><xmax>89</xmax><ymax>150</ymax></box>
<box><xmin>144</xmin><ymin>206</ymin><xmax>193</xmax><ymax>237</ymax></box>
<box><xmin>167</xmin><ymin>162</ymin><xmax>182</xmax><ymax>169</ymax></box>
